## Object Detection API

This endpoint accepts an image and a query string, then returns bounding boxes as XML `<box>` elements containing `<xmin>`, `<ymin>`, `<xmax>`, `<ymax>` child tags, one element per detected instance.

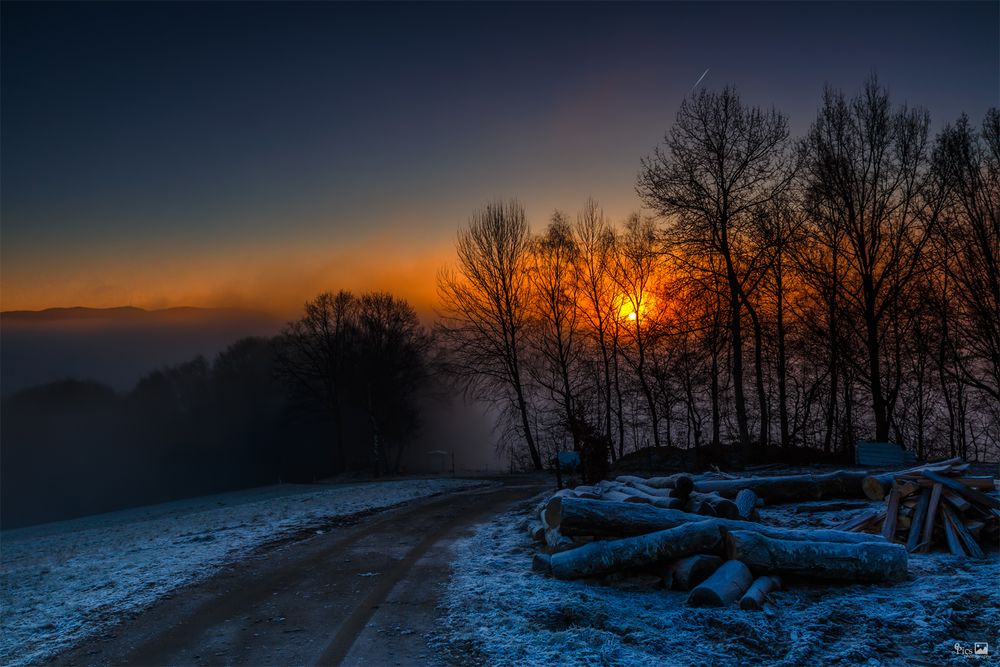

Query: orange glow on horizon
<box><xmin>0</xmin><ymin>230</ymin><xmax>454</xmax><ymax>321</ymax></box>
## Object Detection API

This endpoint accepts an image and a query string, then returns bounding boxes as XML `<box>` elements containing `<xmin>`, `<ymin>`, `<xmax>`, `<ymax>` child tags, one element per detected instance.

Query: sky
<box><xmin>2</xmin><ymin>1</ymin><xmax>997</xmax><ymax>318</ymax></box>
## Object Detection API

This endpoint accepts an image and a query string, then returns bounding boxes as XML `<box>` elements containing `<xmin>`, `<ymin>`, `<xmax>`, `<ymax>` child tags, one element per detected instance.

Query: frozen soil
<box><xmin>437</xmin><ymin>495</ymin><xmax>1000</xmax><ymax>667</ymax></box>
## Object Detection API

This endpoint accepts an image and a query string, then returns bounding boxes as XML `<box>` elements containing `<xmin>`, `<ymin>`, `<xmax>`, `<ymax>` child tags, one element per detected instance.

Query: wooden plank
<box><xmin>881</xmin><ymin>485</ymin><xmax>901</xmax><ymax>541</ymax></box>
<box><xmin>920</xmin><ymin>483</ymin><xmax>943</xmax><ymax>553</ymax></box>
<box><xmin>942</xmin><ymin>489</ymin><xmax>972</xmax><ymax>512</ymax></box>
<box><xmin>955</xmin><ymin>476</ymin><xmax>996</xmax><ymax>490</ymax></box>
<box><xmin>923</xmin><ymin>470</ymin><xmax>1000</xmax><ymax>510</ymax></box>
<box><xmin>906</xmin><ymin>488</ymin><xmax>931</xmax><ymax>552</ymax></box>
<box><xmin>836</xmin><ymin>508</ymin><xmax>881</xmax><ymax>532</ymax></box>
<box><xmin>794</xmin><ymin>500</ymin><xmax>871</xmax><ymax>513</ymax></box>
<box><xmin>964</xmin><ymin>520</ymin><xmax>985</xmax><ymax>539</ymax></box>
<box><xmin>942</xmin><ymin>504</ymin><xmax>985</xmax><ymax>559</ymax></box>
<box><xmin>941</xmin><ymin>509</ymin><xmax>967</xmax><ymax>556</ymax></box>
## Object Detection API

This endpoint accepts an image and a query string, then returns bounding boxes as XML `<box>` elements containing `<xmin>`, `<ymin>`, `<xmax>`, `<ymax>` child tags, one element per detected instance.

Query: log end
<box><xmin>532</xmin><ymin>552</ymin><xmax>552</xmax><ymax>574</ymax></box>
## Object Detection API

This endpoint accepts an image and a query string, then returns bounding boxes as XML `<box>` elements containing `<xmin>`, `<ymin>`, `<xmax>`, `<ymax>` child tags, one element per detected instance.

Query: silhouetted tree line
<box><xmin>438</xmin><ymin>77</ymin><xmax>999</xmax><ymax>469</ymax></box>
<box><xmin>1</xmin><ymin>291</ymin><xmax>430</xmax><ymax>528</ymax></box>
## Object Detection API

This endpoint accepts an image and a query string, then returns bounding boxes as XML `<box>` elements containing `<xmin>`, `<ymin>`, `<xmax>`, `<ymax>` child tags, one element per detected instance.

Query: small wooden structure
<box><xmin>855</xmin><ymin>441</ymin><xmax>916</xmax><ymax>466</ymax></box>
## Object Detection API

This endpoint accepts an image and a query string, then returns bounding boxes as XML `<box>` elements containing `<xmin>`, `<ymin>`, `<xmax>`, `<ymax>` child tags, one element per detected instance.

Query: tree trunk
<box><xmin>863</xmin><ymin>275</ymin><xmax>890</xmax><ymax>442</ymax></box>
<box><xmin>551</xmin><ymin>498</ymin><xmax>888</xmax><ymax>544</ymax></box>
<box><xmin>746</xmin><ymin>301</ymin><xmax>769</xmax><ymax>449</ymax></box>
<box><xmin>776</xmin><ymin>252</ymin><xmax>790</xmax><ymax>448</ymax></box>
<box><xmin>513</xmin><ymin>376</ymin><xmax>542</xmax><ymax>470</ymax></box>
<box><xmin>725</xmin><ymin>530</ymin><xmax>908</xmax><ymax>581</ymax></box>
<box><xmin>693</xmin><ymin>470</ymin><xmax>871</xmax><ymax>502</ymax></box>
<box><xmin>730</xmin><ymin>290</ymin><xmax>752</xmax><ymax>455</ymax></box>
<box><xmin>687</xmin><ymin>559</ymin><xmax>753</xmax><ymax>607</ymax></box>
<box><xmin>548</xmin><ymin>520</ymin><xmax>723</xmax><ymax>580</ymax></box>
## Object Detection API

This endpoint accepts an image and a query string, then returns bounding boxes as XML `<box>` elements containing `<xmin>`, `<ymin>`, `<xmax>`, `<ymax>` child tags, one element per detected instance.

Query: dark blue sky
<box><xmin>2</xmin><ymin>1</ymin><xmax>997</xmax><ymax>313</ymax></box>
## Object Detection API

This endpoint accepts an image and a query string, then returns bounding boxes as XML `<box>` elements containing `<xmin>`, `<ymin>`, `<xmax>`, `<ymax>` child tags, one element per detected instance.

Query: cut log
<box><xmin>794</xmin><ymin>501</ymin><xmax>871</xmax><ymax>514</ymax></box>
<box><xmin>689</xmin><ymin>492</ymin><xmax>741</xmax><ymax>519</ymax></box>
<box><xmin>601</xmin><ymin>490</ymin><xmax>636</xmax><ymax>503</ymax></box>
<box><xmin>528</xmin><ymin>521</ymin><xmax>545</xmax><ymax>543</ymax></box>
<box><xmin>941</xmin><ymin>504</ymin><xmax>985</xmax><ymax>559</ymax></box>
<box><xmin>544</xmin><ymin>527</ymin><xmax>575</xmax><ymax>551</ymax></box>
<box><xmin>615</xmin><ymin>485</ymin><xmax>681</xmax><ymax>508</ymax></box>
<box><xmin>695</xmin><ymin>470</ymin><xmax>871</xmax><ymax>502</ymax></box>
<box><xmin>620</xmin><ymin>480</ymin><xmax>674</xmax><ymax>498</ymax></box>
<box><xmin>553</xmin><ymin>498</ymin><xmax>889</xmax><ymax>544</ymax></box>
<box><xmin>905</xmin><ymin>489</ymin><xmax>930</xmax><ymax>553</ymax></box>
<box><xmin>919</xmin><ymin>483</ymin><xmax>943</xmax><ymax>553</ymax></box>
<box><xmin>687</xmin><ymin>560</ymin><xmax>753</xmax><ymax>607</ymax></box>
<box><xmin>548</xmin><ymin>520</ymin><xmax>723</xmax><ymax>580</ymax></box>
<box><xmin>923</xmin><ymin>470</ymin><xmax>1000</xmax><ymax>510</ymax></box>
<box><xmin>735</xmin><ymin>489</ymin><xmax>759</xmax><ymax>519</ymax></box>
<box><xmin>861</xmin><ymin>457</ymin><xmax>965</xmax><ymax>500</ymax></box>
<box><xmin>881</xmin><ymin>485</ymin><xmax>901</xmax><ymax>541</ymax></box>
<box><xmin>663</xmin><ymin>554</ymin><xmax>723</xmax><ymax>591</ymax></box>
<box><xmin>532</xmin><ymin>552</ymin><xmax>552</xmax><ymax>574</ymax></box>
<box><xmin>673</xmin><ymin>475</ymin><xmax>695</xmax><ymax>499</ymax></box>
<box><xmin>725</xmin><ymin>531</ymin><xmax>908</xmax><ymax>582</ymax></box>
<box><xmin>739</xmin><ymin>575</ymin><xmax>782</xmax><ymax>611</ymax></box>
<box><xmin>684</xmin><ymin>497</ymin><xmax>718</xmax><ymax>517</ymax></box>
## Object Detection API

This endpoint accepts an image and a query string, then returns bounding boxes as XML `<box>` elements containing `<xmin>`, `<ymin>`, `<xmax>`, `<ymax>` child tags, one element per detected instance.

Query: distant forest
<box><xmin>2</xmin><ymin>292</ymin><xmax>432</xmax><ymax>528</ymax></box>
<box><xmin>3</xmin><ymin>76</ymin><xmax>997</xmax><ymax>527</ymax></box>
<box><xmin>437</xmin><ymin>77</ymin><xmax>999</xmax><ymax>471</ymax></box>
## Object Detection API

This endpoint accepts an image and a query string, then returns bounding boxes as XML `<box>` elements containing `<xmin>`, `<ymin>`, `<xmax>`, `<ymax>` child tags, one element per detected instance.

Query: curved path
<box><xmin>55</xmin><ymin>477</ymin><xmax>546</xmax><ymax>667</ymax></box>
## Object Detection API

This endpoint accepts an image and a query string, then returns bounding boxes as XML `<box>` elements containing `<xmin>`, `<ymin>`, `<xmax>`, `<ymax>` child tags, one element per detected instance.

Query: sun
<box><xmin>627</xmin><ymin>311</ymin><xmax>637</xmax><ymax>321</ymax></box>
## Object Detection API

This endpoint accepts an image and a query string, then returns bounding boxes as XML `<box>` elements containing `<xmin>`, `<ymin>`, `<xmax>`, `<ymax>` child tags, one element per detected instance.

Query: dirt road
<box><xmin>54</xmin><ymin>477</ymin><xmax>546</xmax><ymax>667</ymax></box>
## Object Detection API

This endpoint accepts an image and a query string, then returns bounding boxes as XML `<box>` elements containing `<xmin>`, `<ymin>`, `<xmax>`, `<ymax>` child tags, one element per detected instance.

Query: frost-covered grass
<box><xmin>0</xmin><ymin>477</ymin><xmax>489</xmax><ymax>667</ymax></box>
<box><xmin>439</xmin><ymin>497</ymin><xmax>1000</xmax><ymax>666</ymax></box>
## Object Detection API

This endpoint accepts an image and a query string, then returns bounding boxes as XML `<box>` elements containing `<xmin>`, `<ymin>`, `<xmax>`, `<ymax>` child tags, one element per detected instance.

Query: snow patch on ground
<box><xmin>439</xmin><ymin>497</ymin><xmax>1000</xmax><ymax>666</ymax></box>
<box><xmin>0</xmin><ymin>477</ymin><xmax>490</xmax><ymax>667</ymax></box>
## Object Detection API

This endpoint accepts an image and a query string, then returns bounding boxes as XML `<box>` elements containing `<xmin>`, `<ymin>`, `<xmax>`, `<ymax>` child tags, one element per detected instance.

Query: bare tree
<box><xmin>932</xmin><ymin>110</ymin><xmax>1000</xmax><ymax>402</ymax></box>
<box><xmin>638</xmin><ymin>86</ymin><xmax>793</xmax><ymax>454</ymax></box>
<box><xmin>612</xmin><ymin>213</ymin><xmax>666</xmax><ymax>448</ymax></box>
<box><xmin>275</xmin><ymin>290</ymin><xmax>358</xmax><ymax>471</ymax></box>
<box><xmin>437</xmin><ymin>199</ymin><xmax>543</xmax><ymax>469</ymax></box>
<box><xmin>573</xmin><ymin>199</ymin><xmax>620</xmax><ymax>456</ymax></box>
<box><xmin>528</xmin><ymin>211</ymin><xmax>582</xmax><ymax>450</ymax></box>
<box><xmin>356</xmin><ymin>292</ymin><xmax>429</xmax><ymax>476</ymax></box>
<box><xmin>801</xmin><ymin>78</ymin><xmax>937</xmax><ymax>442</ymax></box>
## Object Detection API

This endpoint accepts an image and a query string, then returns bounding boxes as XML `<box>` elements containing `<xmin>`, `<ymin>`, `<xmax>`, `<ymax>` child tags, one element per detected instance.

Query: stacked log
<box><xmin>530</xmin><ymin>467</ymin><xmax>913</xmax><ymax>611</ymax></box>
<box><xmin>531</xmin><ymin>462</ymin><xmax>995</xmax><ymax>614</ymax></box>
<box><xmin>847</xmin><ymin>462</ymin><xmax>998</xmax><ymax>558</ymax></box>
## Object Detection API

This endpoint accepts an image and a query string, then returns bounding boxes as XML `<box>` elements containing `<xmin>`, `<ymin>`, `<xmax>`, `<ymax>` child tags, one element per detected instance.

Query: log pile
<box><xmin>846</xmin><ymin>461</ymin><xmax>1000</xmax><ymax>558</ymax></box>
<box><xmin>530</xmin><ymin>469</ymin><xmax>913</xmax><ymax>611</ymax></box>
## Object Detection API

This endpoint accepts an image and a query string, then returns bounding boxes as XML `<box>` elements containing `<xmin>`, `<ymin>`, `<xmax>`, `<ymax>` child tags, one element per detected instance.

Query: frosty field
<box><xmin>0</xmin><ymin>477</ymin><xmax>489</xmax><ymax>667</ymax></box>
<box><xmin>437</xmin><ymin>496</ymin><xmax>1000</xmax><ymax>667</ymax></box>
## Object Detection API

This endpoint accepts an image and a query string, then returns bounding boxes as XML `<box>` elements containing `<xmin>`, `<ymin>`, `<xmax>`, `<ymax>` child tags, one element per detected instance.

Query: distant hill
<box><xmin>0</xmin><ymin>306</ymin><xmax>285</xmax><ymax>395</ymax></box>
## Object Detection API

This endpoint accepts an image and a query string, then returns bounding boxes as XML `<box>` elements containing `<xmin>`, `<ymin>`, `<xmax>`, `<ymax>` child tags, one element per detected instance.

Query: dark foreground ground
<box><xmin>53</xmin><ymin>476</ymin><xmax>547</xmax><ymax>667</ymax></box>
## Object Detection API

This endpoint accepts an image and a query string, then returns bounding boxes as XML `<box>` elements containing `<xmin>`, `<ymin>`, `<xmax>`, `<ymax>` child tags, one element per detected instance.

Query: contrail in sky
<box><xmin>691</xmin><ymin>68</ymin><xmax>709</xmax><ymax>92</ymax></box>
